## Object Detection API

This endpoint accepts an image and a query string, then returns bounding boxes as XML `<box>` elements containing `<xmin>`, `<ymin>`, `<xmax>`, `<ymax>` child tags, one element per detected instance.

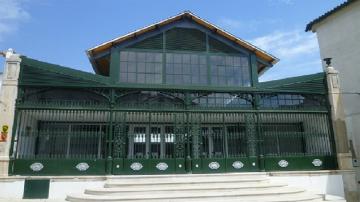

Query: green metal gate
<box><xmin>9</xmin><ymin>88</ymin><xmax>337</xmax><ymax>175</ymax></box>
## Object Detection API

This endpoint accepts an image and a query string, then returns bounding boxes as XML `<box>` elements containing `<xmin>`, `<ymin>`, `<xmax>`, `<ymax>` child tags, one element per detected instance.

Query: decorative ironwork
<box><xmin>113</xmin><ymin>116</ymin><xmax>127</xmax><ymax>158</ymax></box>
<box><xmin>76</xmin><ymin>162</ymin><xmax>89</xmax><ymax>171</ymax></box>
<box><xmin>312</xmin><ymin>159</ymin><xmax>323</xmax><ymax>167</ymax></box>
<box><xmin>130</xmin><ymin>162</ymin><xmax>143</xmax><ymax>171</ymax></box>
<box><xmin>208</xmin><ymin>162</ymin><xmax>220</xmax><ymax>170</ymax></box>
<box><xmin>278</xmin><ymin>160</ymin><xmax>289</xmax><ymax>168</ymax></box>
<box><xmin>156</xmin><ymin>162</ymin><xmax>169</xmax><ymax>171</ymax></box>
<box><xmin>30</xmin><ymin>162</ymin><xmax>44</xmax><ymax>172</ymax></box>
<box><xmin>232</xmin><ymin>161</ymin><xmax>244</xmax><ymax>169</ymax></box>
<box><xmin>191</xmin><ymin>117</ymin><xmax>201</xmax><ymax>159</ymax></box>
<box><xmin>245</xmin><ymin>114</ymin><xmax>257</xmax><ymax>157</ymax></box>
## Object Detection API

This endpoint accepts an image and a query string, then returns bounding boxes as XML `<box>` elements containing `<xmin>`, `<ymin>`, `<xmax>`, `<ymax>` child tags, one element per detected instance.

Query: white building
<box><xmin>0</xmin><ymin>72</ymin><xmax>2</xmax><ymax>91</ymax></box>
<box><xmin>306</xmin><ymin>0</ymin><xmax>360</xmax><ymax>159</ymax></box>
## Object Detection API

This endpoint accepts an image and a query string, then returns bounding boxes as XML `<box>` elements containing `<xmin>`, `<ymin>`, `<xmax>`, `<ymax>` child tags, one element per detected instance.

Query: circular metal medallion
<box><xmin>130</xmin><ymin>162</ymin><xmax>143</xmax><ymax>171</ymax></box>
<box><xmin>278</xmin><ymin>160</ymin><xmax>289</xmax><ymax>168</ymax></box>
<box><xmin>76</xmin><ymin>162</ymin><xmax>89</xmax><ymax>171</ymax></box>
<box><xmin>156</xmin><ymin>162</ymin><xmax>169</xmax><ymax>171</ymax></box>
<box><xmin>30</xmin><ymin>162</ymin><xmax>44</xmax><ymax>172</ymax></box>
<box><xmin>208</xmin><ymin>162</ymin><xmax>220</xmax><ymax>170</ymax></box>
<box><xmin>312</xmin><ymin>159</ymin><xmax>323</xmax><ymax>167</ymax></box>
<box><xmin>232</xmin><ymin>161</ymin><xmax>244</xmax><ymax>169</ymax></box>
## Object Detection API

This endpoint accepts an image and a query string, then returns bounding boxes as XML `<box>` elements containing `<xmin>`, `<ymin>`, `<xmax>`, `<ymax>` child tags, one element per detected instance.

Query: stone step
<box><xmin>66</xmin><ymin>187</ymin><xmax>322</xmax><ymax>202</ymax></box>
<box><xmin>104</xmin><ymin>172</ymin><xmax>268</xmax><ymax>180</ymax></box>
<box><xmin>105</xmin><ymin>176</ymin><xmax>268</xmax><ymax>187</ymax></box>
<box><xmin>86</xmin><ymin>182</ymin><xmax>287</xmax><ymax>194</ymax></box>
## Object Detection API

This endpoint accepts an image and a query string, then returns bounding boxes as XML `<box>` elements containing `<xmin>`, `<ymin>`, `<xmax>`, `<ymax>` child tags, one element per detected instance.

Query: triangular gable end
<box><xmin>87</xmin><ymin>11</ymin><xmax>279</xmax><ymax>76</ymax></box>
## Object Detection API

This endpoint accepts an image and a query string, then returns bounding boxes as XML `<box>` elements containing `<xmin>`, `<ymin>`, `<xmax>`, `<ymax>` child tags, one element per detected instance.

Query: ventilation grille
<box><xmin>209</xmin><ymin>36</ymin><xmax>240</xmax><ymax>54</ymax></box>
<box><xmin>127</xmin><ymin>33</ymin><xmax>163</xmax><ymax>50</ymax></box>
<box><xmin>166</xmin><ymin>28</ymin><xmax>206</xmax><ymax>52</ymax></box>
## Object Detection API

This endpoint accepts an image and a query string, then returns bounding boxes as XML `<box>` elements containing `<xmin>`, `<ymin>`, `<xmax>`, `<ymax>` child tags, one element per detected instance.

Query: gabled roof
<box><xmin>306</xmin><ymin>0</ymin><xmax>357</xmax><ymax>32</ymax></box>
<box><xmin>87</xmin><ymin>11</ymin><xmax>279</xmax><ymax>74</ymax></box>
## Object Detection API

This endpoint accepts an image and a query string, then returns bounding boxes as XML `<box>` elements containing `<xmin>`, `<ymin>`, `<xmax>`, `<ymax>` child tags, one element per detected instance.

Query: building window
<box><xmin>119</xmin><ymin>51</ymin><xmax>251</xmax><ymax>87</ymax></box>
<box><xmin>120</xmin><ymin>51</ymin><xmax>163</xmax><ymax>84</ymax></box>
<box><xmin>210</xmin><ymin>55</ymin><xmax>250</xmax><ymax>86</ymax></box>
<box><xmin>191</xmin><ymin>93</ymin><xmax>252</xmax><ymax>108</ymax></box>
<box><xmin>165</xmin><ymin>53</ymin><xmax>207</xmax><ymax>85</ymax></box>
<box><xmin>259</xmin><ymin>94</ymin><xmax>327</xmax><ymax>110</ymax></box>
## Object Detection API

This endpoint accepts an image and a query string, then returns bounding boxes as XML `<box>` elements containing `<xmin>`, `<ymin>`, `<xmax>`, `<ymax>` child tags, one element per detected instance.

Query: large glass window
<box><xmin>119</xmin><ymin>51</ymin><xmax>251</xmax><ymax>87</ymax></box>
<box><xmin>210</xmin><ymin>55</ymin><xmax>250</xmax><ymax>86</ymax></box>
<box><xmin>166</xmin><ymin>53</ymin><xmax>207</xmax><ymax>85</ymax></box>
<box><xmin>120</xmin><ymin>51</ymin><xmax>162</xmax><ymax>84</ymax></box>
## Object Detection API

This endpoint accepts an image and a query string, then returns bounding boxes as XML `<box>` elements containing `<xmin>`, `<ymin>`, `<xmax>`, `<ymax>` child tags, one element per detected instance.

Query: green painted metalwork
<box><xmin>110</xmin><ymin>49</ymin><xmax>120</xmax><ymax>83</ymax></box>
<box><xmin>246</xmin><ymin>113</ymin><xmax>258</xmax><ymax>157</ymax></box>
<box><xmin>250</xmin><ymin>54</ymin><xmax>258</xmax><ymax>86</ymax></box>
<box><xmin>18</xmin><ymin>56</ymin><xmax>329</xmax><ymax>95</ymax></box>
<box><xmin>9</xmin><ymin>33</ymin><xmax>338</xmax><ymax>175</ymax></box>
<box><xmin>19</xmin><ymin>57</ymin><xmax>109</xmax><ymax>87</ymax></box>
<box><xmin>165</xmin><ymin>28</ymin><xmax>206</xmax><ymax>52</ymax></box>
<box><xmin>258</xmin><ymin>72</ymin><xmax>327</xmax><ymax>94</ymax></box>
<box><xmin>127</xmin><ymin>33</ymin><xmax>163</xmax><ymax>50</ymax></box>
<box><xmin>208</xmin><ymin>36</ymin><xmax>240</xmax><ymax>54</ymax></box>
<box><xmin>23</xmin><ymin>179</ymin><xmax>50</xmax><ymax>199</ymax></box>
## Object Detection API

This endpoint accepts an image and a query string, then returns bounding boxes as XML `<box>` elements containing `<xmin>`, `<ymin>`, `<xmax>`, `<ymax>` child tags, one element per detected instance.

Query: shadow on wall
<box><xmin>326</xmin><ymin>174</ymin><xmax>345</xmax><ymax>197</ymax></box>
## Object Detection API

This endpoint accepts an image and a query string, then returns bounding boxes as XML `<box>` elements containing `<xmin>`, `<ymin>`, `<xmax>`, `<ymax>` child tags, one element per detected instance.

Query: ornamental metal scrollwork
<box><xmin>76</xmin><ymin>162</ymin><xmax>89</xmax><ymax>171</ymax></box>
<box><xmin>208</xmin><ymin>162</ymin><xmax>220</xmax><ymax>170</ymax></box>
<box><xmin>130</xmin><ymin>162</ymin><xmax>143</xmax><ymax>171</ymax></box>
<box><xmin>278</xmin><ymin>160</ymin><xmax>289</xmax><ymax>168</ymax></box>
<box><xmin>232</xmin><ymin>161</ymin><xmax>244</xmax><ymax>169</ymax></box>
<box><xmin>156</xmin><ymin>162</ymin><xmax>169</xmax><ymax>171</ymax></box>
<box><xmin>30</xmin><ymin>162</ymin><xmax>44</xmax><ymax>172</ymax></box>
<box><xmin>312</xmin><ymin>159</ymin><xmax>323</xmax><ymax>167</ymax></box>
<box><xmin>113</xmin><ymin>121</ymin><xmax>127</xmax><ymax>158</ymax></box>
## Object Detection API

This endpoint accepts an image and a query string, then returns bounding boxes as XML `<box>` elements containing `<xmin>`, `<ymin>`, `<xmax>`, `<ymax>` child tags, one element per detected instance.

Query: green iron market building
<box><xmin>7</xmin><ymin>12</ymin><xmax>338</xmax><ymax>176</ymax></box>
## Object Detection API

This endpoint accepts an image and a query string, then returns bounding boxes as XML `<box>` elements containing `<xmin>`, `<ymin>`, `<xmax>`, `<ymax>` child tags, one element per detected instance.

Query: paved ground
<box><xmin>0</xmin><ymin>199</ymin><xmax>65</xmax><ymax>202</ymax></box>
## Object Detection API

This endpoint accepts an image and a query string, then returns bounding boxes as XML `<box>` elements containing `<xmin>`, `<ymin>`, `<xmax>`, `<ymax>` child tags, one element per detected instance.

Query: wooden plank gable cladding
<box><xmin>87</xmin><ymin>11</ymin><xmax>278</xmax><ymax>77</ymax></box>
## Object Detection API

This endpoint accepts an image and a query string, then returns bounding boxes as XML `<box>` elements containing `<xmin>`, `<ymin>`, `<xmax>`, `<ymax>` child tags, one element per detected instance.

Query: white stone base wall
<box><xmin>0</xmin><ymin>171</ymin><xmax>352</xmax><ymax>201</ymax></box>
<box><xmin>269</xmin><ymin>172</ymin><xmax>345</xmax><ymax>197</ymax></box>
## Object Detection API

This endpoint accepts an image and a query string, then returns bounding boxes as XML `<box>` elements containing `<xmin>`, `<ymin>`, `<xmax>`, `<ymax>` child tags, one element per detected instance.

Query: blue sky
<box><xmin>0</xmin><ymin>0</ymin><xmax>345</xmax><ymax>81</ymax></box>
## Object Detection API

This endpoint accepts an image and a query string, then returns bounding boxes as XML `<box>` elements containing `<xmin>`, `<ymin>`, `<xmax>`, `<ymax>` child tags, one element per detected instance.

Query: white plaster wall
<box><xmin>48</xmin><ymin>180</ymin><xmax>105</xmax><ymax>200</ymax></box>
<box><xmin>0</xmin><ymin>179</ymin><xmax>105</xmax><ymax>200</ymax></box>
<box><xmin>0</xmin><ymin>73</ymin><xmax>3</xmax><ymax>92</ymax></box>
<box><xmin>0</xmin><ymin>180</ymin><xmax>24</xmax><ymax>199</ymax></box>
<box><xmin>314</xmin><ymin>0</ymin><xmax>360</xmax><ymax>157</ymax></box>
<box><xmin>270</xmin><ymin>174</ymin><xmax>345</xmax><ymax>197</ymax></box>
<box><xmin>0</xmin><ymin>174</ymin><xmax>346</xmax><ymax>200</ymax></box>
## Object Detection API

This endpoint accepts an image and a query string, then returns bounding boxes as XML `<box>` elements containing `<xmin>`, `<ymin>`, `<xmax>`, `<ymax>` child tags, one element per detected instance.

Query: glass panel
<box><xmin>210</xmin><ymin>55</ymin><xmax>250</xmax><ymax>87</ymax></box>
<box><xmin>259</xmin><ymin>94</ymin><xmax>327</xmax><ymax>110</ymax></box>
<box><xmin>119</xmin><ymin>51</ymin><xmax>162</xmax><ymax>84</ymax></box>
<box><xmin>120</xmin><ymin>50</ymin><xmax>250</xmax><ymax>87</ymax></box>
<box><xmin>165</xmin><ymin>53</ymin><xmax>207</xmax><ymax>85</ymax></box>
<box><xmin>191</xmin><ymin>93</ymin><xmax>252</xmax><ymax>108</ymax></box>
